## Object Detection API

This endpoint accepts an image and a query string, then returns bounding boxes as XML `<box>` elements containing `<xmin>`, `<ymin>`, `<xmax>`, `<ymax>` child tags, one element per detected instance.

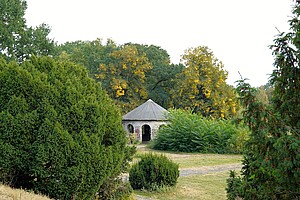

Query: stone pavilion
<box><xmin>122</xmin><ymin>99</ymin><xmax>169</xmax><ymax>143</ymax></box>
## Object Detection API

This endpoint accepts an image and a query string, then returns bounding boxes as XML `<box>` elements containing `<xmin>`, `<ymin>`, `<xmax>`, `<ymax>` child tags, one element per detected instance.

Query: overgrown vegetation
<box><xmin>129</xmin><ymin>153</ymin><xmax>179</xmax><ymax>191</ymax></box>
<box><xmin>226</xmin><ymin>2</ymin><xmax>300</xmax><ymax>199</ymax></box>
<box><xmin>0</xmin><ymin>57</ymin><xmax>135</xmax><ymax>199</ymax></box>
<box><xmin>151</xmin><ymin>109</ymin><xmax>249</xmax><ymax>154</ymax></box>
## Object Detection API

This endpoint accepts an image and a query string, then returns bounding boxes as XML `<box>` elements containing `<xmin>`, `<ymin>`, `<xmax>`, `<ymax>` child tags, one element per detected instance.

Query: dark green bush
<box><xmin>226</xmin><ymin>170</ymin><xmax>244</xmax><ymax>200</ymax></box>
<box><xmin>129</xmin><ymin>154</ymin><xmax>179</xmax><ymax>191</ymax></box>
<box><xmin>151</xmin><ymin>109</ymin><xmax>249</xmax><ymax>154</ymax></box>
<box><xmin>0</xmin><ymin>56</ymin><xmax>134</xmax><ymax>199</ymax></box>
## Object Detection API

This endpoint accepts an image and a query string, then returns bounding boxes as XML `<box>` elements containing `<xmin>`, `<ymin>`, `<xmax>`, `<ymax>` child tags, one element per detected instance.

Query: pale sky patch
<box><xmin>25</xmin><ymin>0</ymin><xmax>293</xmax><ymax>87</ymax></box>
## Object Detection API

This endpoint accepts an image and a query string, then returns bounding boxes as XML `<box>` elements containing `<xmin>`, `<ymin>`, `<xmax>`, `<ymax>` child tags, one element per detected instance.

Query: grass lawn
<box><xmin>134</xmin><ymin>145</ymin><xmax>242</xmax><ymax>169</ymax></box>
<box><xmin>135</xmin><ymin>171</ymin><xmax>230</xmax><ymax>200</ymax></box>
<box><xmin>133</xmin><ymin>145</ymin><xmax>242</xmax><ymax>200</ymax></box>
<box><xmin>0</xmin><ymin>184</ymin><xmax>51</xmax><ymax>200</ymax></box>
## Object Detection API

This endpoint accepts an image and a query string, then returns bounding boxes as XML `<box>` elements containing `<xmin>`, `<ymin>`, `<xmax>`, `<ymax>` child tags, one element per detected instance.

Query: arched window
<box><xmin>127</xmin><ymin>124</ymin><xmax>134</xmax><ymax>133</ymax></box>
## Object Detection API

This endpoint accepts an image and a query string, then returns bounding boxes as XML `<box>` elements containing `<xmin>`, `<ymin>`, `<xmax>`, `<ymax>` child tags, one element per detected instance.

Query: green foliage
<box><xmin>255</xmin><ymin>85</ymin><xmax>270</xmax><ymax>105</ymax></box>
<box><xmin>55</xmin><ymin>40</ymin><xmax>157</xmax><ymax>114</ymax></box>
<box><xmin>97</xmin><ymin>177</ymin><xmax>133</xmax><ymax>200</ymax></box>
<box><xmin>54</xmin><ymin>39</ymin><xmax>117</xmax><ymax>78</ymax></box>
<box><xmin>227</xmin><ymin>78</ymin><xmax>300</xmax><ymax>199</ymax></box>
<box><xmin>226</xmin><ymin>170</ymin><xmax>244</xmax><ymax>200</ymax></box>
<box><xmin>130</xmin><ymin>43</ymin><xmax>184</xmax><ymax>108</ymax></box>
<box><xmin>0</xmin><ymin>56</ymin><xmax>134</xmax><ymax>199</ymax></box>
<box><xmin>0</xmin><ymin>0</ymin><xmax>54</xmax><ymax>62</ymax></box>
<box><xmin>226</xmin><ymin>3</ymin><xmax>300</xmax><ymax>199</ymax></box>
<box><xmin>170</xmin><ymin>46</ymin><xmax>239</xmax><ymax>119</ymax></box>
<box><xmin>129</xmin><ymin>153</ymin><xmax>179</xmax><ymax>191</ymax></box>
<box><xmin>55</xmin><ymin>41</ymin><xmax>241</xmax><ymax>118</ymax></box>
<box><xmin>151</xmin><ymin>109</ymin><xmax>249</xmax><ymax>154</ymax></box>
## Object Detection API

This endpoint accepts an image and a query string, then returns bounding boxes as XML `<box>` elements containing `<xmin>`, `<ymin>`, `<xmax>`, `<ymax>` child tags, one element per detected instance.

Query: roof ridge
<box><xmin>122</xmin><ymin>99</ymin><xmax>168</xmax><ymax>121</ymax></box>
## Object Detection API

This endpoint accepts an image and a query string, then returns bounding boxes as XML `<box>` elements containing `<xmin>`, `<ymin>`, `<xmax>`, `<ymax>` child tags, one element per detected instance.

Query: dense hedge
<box><xmin>151</xmin><ymin>109</ymin><xmax>249</xmax><ymax>154</ymax></box>
<box><xmin>0</xmin><ymin>56</ymin><xmax>134</xmax><ymax>199</ymax></box>
<box><xmin>129</xmin><ymin>153</ymin><xmax>179</xmax><ymax>191</ymax></box>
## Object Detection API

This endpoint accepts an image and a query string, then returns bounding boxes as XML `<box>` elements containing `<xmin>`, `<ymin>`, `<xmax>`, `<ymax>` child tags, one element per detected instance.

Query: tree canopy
<box><xmin>55</xmin><ymin>42</ymin><xmax>239</xmax><ymax>117</ymax></box>
<box><xmin>170</xmin><ymin>46</ymin><xmax>239</xmax><ymax>118</ymax></box>
<box><xmin>0</xmin><ymin>0</ymin><xmax>54</xmax><ymax>62</ymax></box>
<box><xmin>95</xmin><ymin>43</ymin><xmax>153</xmax><ymax>113</ymax></box>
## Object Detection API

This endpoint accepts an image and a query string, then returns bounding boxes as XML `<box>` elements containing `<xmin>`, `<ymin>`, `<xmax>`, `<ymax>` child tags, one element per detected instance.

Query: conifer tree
<box><xmin>226</xmin><ymin>2</ymin><xmax>300</xmax><ymax>199</ymax></box>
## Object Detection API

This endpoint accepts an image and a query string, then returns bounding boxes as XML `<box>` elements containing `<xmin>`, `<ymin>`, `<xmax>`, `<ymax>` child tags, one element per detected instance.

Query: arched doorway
<box><xmin>142</xmin><ymin>124</ymin><xmax>151</xmax><ymax>142</ymax></box>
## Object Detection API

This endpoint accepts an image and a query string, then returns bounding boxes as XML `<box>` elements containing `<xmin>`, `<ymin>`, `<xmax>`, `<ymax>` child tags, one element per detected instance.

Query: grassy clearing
<box><xmin>135</xmin><ymin>171</ymin><xmax>230</xmax><ymax>200</ymax></box>
<box><xmin>135</xmin><ymin>145</ymin><xmax>242</xmax><ymax>169</ymax></box>
<box><xmin>133</xmin><ymin>145</ymin><xmax>242</xmax><ymax>200</ymax></box>
<box><xmin>0</xmin><ymin>184</ymin><xmax>51</xmax><ymax>200</ymax></box>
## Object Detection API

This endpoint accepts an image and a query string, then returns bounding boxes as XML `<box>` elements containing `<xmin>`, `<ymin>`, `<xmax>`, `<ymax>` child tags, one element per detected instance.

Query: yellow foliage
<box><xmin>170</xmin><ymin>45</ymin><xmax>239</xmax><ymax>119</ymax></box>
<box><xmin>231</xmin><ymin>107</ymin><xmax>236</xmax><ymax>115</ymax></box>
<box><xmin>99</xmin><ymin>64</ymin><xmax>106</xmax><ymax>71</ymax></box>
<box><xmin>121</xmin><ymin>82</ymin><xmax>127</xmax><ymax>89</ymax></box>
<box><xmin>205</xmin><ymin>89</ymin><xmax>211</xmax><ymax>98</ymax></box>
<box><xmin>206</xmin><ymin>107</ymin><xmax>210</xmax><ymax>113</ymax></box>
<box><xmin>116</xmin><ymin>89</ymin><xmax>125</xmax><ymax>97</ymax></box>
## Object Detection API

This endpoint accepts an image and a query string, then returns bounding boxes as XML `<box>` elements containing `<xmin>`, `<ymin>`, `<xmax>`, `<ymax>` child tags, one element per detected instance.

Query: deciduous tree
<box><xmin>96</xmin><ymin>44</ymin><xmax>152</xmax><ymax>113</ymax></box>
<box><xmin>0</xmin><ymin>0</ymin><xmax>54</xmax><ymax>62</ymax></box>
<box><xmin>171</xmin><ymin>46</ymin><xmax>238</xmax><ymax>118</ymax></box>
<box><xmin>131</xmin><ymin>44</ymin><xmax>184</xmax><ymax>108</ymax></box>
<box><xmin>54</xmin><ymin>39</ymin><xmax>117</xmax><ymax>78</ymax></box>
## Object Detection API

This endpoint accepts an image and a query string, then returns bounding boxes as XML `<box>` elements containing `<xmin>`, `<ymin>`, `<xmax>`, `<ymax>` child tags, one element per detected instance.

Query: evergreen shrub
<box><xmin>226</xmin><ymin>2</ymin><xmax>300</xmax><ymax>199</ymax></box>
<box><xmin>129</xmin><ymin>153</ymin><xmax>179</xmax><ymax>191</ymax></box>
<box><xmin>151</xmin><ymin>109</ymin><xmax>249</xmax><ymax>153</ymax></box>
<box><xmin>0</xmin><ymin>56</ymin><xmax>134</xmax><ymax>199</ymax></box>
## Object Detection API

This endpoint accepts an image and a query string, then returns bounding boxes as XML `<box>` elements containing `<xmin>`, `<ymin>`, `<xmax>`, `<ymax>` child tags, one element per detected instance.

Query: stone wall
<box><xmin>122</xmin><ymin>120</ymin><xmax>168</xmax><ymax>143</ymax></box>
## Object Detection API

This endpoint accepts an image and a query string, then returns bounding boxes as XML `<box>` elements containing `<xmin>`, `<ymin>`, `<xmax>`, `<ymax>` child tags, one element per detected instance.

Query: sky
<box><xmin>25</xmin><ymin>0</ymin><xmax>294</xmax><ymax>87</ymax></box>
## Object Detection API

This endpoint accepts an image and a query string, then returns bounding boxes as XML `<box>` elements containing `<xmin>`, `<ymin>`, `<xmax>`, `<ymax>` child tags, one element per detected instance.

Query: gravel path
<box><xmin>179</xmin><ymin>163</ymin><xmax>242</xmax><ymax>177</ymax></box>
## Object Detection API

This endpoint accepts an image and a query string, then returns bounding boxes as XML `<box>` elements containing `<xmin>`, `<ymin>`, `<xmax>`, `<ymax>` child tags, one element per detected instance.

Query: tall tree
<box><xmin>96</xmin><ymin>44</ymin><xmax>152</xmax><ymax>113</ymax></box>
<box><xmin>226</xmin><ymin>2</ymin><xmax>300</xmax><ymax>199</ymax></box>
<box><xmin>171</xmin><ymin>46</ymin><xmax>238</xmax><ymax>118</ymax></box>
<box><xmin>54</xmin><ymin>39</ymin><xmax>118</xmax><ymax>78</ymax></box>
<box><xmin>0</xmin><ymin>0</ymin><xmax>54</xmax><ymax>62</ymax></box>
<box><xmin>131</xmin><ymin>43</ymin><xmax>184</xmax><ymax>108</ymax></box>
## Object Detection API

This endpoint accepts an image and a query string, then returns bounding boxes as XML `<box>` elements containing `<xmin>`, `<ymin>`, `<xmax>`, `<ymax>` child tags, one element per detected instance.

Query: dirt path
<box><xmin>179</xmin><ymin>163</ymin><xmax>242</xmax><ymax>177</ymax></box>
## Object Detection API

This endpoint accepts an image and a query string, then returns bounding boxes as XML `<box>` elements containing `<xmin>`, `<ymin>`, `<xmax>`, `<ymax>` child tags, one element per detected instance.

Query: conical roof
<box><xmin>122</xmin><ymin>99</ymin><xmax>168</xmax><ymax>121</ymax></box>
